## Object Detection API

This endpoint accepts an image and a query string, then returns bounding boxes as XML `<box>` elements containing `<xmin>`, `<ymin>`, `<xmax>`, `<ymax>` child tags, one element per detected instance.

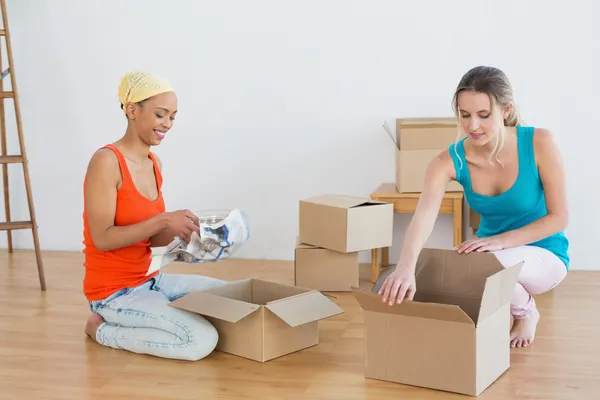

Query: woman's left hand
<box><xmin>455</xmin><ymin>235</ymin><xmax>506</xmax><ymax>254</ymax></box>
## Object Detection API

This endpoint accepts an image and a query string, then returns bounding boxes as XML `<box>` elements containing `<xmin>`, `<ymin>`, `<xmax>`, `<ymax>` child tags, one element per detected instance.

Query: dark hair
<box><xmin>451</xmin><ymin>66</ymin><xmax>523</xmax><ymax>127</ymax></box>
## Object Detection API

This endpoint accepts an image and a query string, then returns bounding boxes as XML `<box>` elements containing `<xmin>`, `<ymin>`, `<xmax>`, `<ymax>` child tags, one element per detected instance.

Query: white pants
<box><xmin>492</xmin><ymin>245</ymin><xmax>567</xmax><ymax>319</ymax></box>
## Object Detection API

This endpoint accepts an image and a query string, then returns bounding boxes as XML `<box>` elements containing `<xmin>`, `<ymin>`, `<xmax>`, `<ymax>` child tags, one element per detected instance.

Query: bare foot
<box><xmin>510</xmin><ymin>309</ymin><xmax>540</xmax><ymax>348</ymax></box>
<box><xmin>84</xmin><ymin>313</ymin><xmax>105</xmax><ymax>340</ymax></box>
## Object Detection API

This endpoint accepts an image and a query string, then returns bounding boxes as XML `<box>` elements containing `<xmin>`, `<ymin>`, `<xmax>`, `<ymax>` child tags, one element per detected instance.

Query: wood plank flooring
<box><xmin>0</xmin><ymin>249</ymin><xmax>599</xmax><ymax>399</ymax></box>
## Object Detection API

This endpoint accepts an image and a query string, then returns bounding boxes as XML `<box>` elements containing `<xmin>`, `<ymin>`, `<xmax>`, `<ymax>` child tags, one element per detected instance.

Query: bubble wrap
<box><xmin>147</xmin><ymin>209</ymin><xmax>250</xmax><ymax>275</ymax></box>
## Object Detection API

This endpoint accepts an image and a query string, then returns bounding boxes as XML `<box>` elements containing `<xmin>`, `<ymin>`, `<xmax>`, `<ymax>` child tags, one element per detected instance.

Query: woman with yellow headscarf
<box><xmin>80</xmin><ymin>70</ymin><xmax>227</xmax><ymax>361</ymax></box>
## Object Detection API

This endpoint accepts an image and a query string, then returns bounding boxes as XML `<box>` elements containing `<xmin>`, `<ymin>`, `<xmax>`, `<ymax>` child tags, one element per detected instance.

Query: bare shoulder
<box><xmin>151</xmin><ymin>152</ymin><xmax>163</xmax><ymax>171</ymax></box>
<box><xmin>433</xmin><ymin>147</ymin><xmax>457</xmax><ymax>175</ymax></box>
<box><xmin>423</xmin><ymin>148</ymin><xmax>456</xmax><ymax>183</ymax></box>
<box><xmin>532</xmin><ymin>127</ymin><xmax>563</xmax><ymax>164</ymax></box>
<box><xmin>533</xmin><ymin>127</ymin><xmax>555</xmax><ymax>145</ymax></box>
<box><xmin>86</xmin><ymin>147</ymin><xmax>121</xmax><ymax>183</ymax></box>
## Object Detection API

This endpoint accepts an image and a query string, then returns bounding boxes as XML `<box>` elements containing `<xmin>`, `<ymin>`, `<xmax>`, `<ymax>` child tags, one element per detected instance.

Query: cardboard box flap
<box><xmin>415</xmin><ymin>249</ymin><xmax>522</xmax><ymax>324</ymax></box>
<box><xmin>265</xmin><ymin>291</ymin><xmax>344</xmax><ymax>327</ymax></box>
<box><xmin>477</xmin><ymin>261</ymin><xmax>524</xmax><ymax>325</ymax></box>
<box><xmin>415</xmin><ymin>249</ymin><xmax>504</xmax><ymax>295</ymax></box>
<box><xmin>169</xmin><ymin>291</ymin><xmax>260</xmax><ymax>323</ymax></box>
<box><xmin>303</xmin><ymin>194</ymin><xmax>385</xmax><ymax>210</ymax></box>
<box><xmin>352</xmin><ymin>288</ymin><xmax>473</xmax><ymax>324</ymax></box>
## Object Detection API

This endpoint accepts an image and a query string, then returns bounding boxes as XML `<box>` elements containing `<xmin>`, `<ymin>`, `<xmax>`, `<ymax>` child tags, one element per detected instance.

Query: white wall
<box><xmin>1</xmin><ymin>0</ymin><xmax>598</xmax><ymax>269</ymax></box>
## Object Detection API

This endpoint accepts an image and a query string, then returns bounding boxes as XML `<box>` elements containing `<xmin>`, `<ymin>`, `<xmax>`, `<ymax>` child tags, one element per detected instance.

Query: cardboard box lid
<box><xmin>355</xmin><ymin>248</ymin><xmax>522</xmax><ymax>327</ymax></box>
<box><xmin>170</xmin><ymin>278</ymin><xmax>344</xmax><ymax>326</ymax></box>
<box><xmin>169</xmin><ymin>288</ymin><xmax>261</xmax><ymax>323</ymax></box>
<box><xmin>265</xmin><ymin>291</ymin><xmax>344</xmax><ymax>327</ymax></box>
<box><xmin>300</xmin><ymin>194</ymin><xmax>388</xmax><ymax>210</ymax></box>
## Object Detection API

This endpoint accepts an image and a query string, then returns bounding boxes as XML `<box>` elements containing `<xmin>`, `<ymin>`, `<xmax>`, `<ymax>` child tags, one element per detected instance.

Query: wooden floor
<box><xmin>0</xmin><ymin>250</ymin><xmax>599</xmax><ymax>400</ymax></box>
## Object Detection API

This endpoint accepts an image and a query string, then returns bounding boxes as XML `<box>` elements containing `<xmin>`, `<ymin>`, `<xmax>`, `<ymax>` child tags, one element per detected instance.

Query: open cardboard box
<box><xmin>298</xmin><ymin>194</ymin><xmax>394</xmax><ymax>253</ymax></box>
<box><xmin>170</xmin><ymin>278</ymin><xmax>344</xmax><ymax>362</ymax></box>
<box><xmin>392</xmin><ymin>117</ymin><xmax>464</xmax><ymax>193</ymax></box>
<box><xmin>353</xmin><ymin>248</ymin><xmax>522</xmax><ymax>396</ymax></box>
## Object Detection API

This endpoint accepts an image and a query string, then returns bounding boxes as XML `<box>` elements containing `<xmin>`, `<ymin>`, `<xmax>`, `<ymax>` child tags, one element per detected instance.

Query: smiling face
<box><xmin>457</xmin><ymin>90</ymin><xmax>511</xmax><ymax>147</ymax></box>
<box><xmin>451</xmin><ymin>66</ymin><xmax>522</xmax><ymax>154</ymax></box>
<box><xmin>125</xmin><ymin>91</ymin><xmax>178</xmax><ymax>146</ymax></box>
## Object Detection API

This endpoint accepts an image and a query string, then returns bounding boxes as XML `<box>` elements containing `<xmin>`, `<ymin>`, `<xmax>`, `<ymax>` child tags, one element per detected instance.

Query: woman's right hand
<box><xmin>378</xmin><ymin>263</ymin><xmax>417</xmax><ymax>306</ymax></box>
<box><xmin>164</xmin><ymin>209</ymin><xmax>201</xmax><ymax>243</ymax></box>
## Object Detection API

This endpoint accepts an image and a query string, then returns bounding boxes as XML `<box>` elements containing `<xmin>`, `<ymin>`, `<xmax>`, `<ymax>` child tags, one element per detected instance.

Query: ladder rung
<box><xmin>0</xmin><ymin>155</ymin><xmax>23</xmax><ymax>164</ymax></box>
<box><xmin>0</xmin><ymin>91</ymin><xmax>14</xmax><ymax>98</ymax></box>
<box><xmin>0</xmin><ymin>30</ymin><xmax>5</xmax><ymax>36</ymax></box>
<box><xmin>0</xmin><ymin>221</ymin><xmax>33</xmax><ymax>231</ymax></box>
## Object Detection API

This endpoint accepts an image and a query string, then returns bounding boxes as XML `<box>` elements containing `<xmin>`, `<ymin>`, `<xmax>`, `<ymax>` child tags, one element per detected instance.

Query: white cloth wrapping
<box><xmin>146</xmin><ymin>209</ymin><xmax>250</xmax><ymax>275</ymax></box>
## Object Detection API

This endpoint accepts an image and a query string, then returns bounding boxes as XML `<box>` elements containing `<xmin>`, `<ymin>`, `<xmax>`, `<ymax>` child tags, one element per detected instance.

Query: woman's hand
<box><xmin>164</xmin><ymin>209</ymin><xmax>201</xmax><ymax>243</ymax></box>
<box><xmin>455</xmin><ymin>234</ymin><xmax>506</xmax><ymax>254</ymax></box>
<box><xmin>378</xmin><ymin>263</ymin><xmax>417</xmax><ymax>306</ymax></box>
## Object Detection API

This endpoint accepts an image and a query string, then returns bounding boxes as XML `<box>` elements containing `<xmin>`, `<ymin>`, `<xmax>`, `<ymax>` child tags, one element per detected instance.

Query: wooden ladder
<box><xmin>0</xmin><ymin>0</ymin><xmax>46</xmax><ymax>290</ymax></box>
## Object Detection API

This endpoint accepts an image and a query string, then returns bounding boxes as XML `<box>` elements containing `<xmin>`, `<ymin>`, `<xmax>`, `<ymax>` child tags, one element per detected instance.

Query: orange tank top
<box><xmin>82</xmin><ymin>144</ymin><xmax>166</xmax><ymax>301</ymax></box>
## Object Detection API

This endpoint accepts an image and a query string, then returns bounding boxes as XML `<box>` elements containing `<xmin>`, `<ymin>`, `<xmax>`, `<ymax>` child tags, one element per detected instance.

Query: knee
<box><xmin>180</xmin><ymin>320</ymin><xmax>219</xmax><ymax>362</ymax></box>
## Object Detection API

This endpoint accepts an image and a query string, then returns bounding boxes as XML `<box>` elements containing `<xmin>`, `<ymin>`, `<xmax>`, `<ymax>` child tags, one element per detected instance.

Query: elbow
<box><xmin>559</xmin><ymin>213</ymin><xmax>569</xmax><ymax>232</ymax></box>
<box><xmin>93</xmin><ymin>240</ymin><xmax>110</xmax><ymax>252</ymax></box>
<box><xmin>551</xmin><ymin>211</ymin><xmax>569</xmax><ymax>232</ymax></box>
<box><xmin>90</xmin><ymin>233</ymin><xmax>111</xmax><ymax>252</ymax></box>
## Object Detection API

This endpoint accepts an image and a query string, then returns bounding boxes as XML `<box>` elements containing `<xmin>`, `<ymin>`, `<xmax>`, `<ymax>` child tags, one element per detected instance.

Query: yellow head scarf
<box><xmin>117</xmin><ymin>70</ymin><xmax>174</xmax><ymax>114</ymax></box>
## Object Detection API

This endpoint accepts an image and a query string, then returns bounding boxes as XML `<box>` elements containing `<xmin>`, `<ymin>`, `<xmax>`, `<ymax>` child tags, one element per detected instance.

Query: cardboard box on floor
<box><xmin>298</xmin><ymin>194</ymin><xmax>394</xmax><ymax>253</ymax></box>
<box><xmin>353</xmin><ymin>248</ymin><xmax>522</xmax><ymax>397</ymax></box>
<box><xmin>170</xmin><ymin>278</ymin><xmax>344</xmax><ymax>362</ymax></box>
<box><xmin>393</xmin><ymin>117</ymin><xmax>464</xmax><ymax>193</ymax></box>
<box><xmin>294</xmin><ymin>237</ymin><xmax>359</xmax><ymax>292</ymax></box>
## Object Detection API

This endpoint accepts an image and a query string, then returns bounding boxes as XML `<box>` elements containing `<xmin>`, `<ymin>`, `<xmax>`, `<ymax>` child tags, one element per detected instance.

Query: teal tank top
<box><xmin>448</xmin><ymin>126</ymin><xmax>570</xmax><ymax>269</ymax></box>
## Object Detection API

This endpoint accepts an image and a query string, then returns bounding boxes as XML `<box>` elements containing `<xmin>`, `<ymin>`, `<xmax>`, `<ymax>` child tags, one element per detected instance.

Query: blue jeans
<box><xmin>88</xmin><ymin>272</ymin><xmax>227</xmax><ymax>361</ymax></box>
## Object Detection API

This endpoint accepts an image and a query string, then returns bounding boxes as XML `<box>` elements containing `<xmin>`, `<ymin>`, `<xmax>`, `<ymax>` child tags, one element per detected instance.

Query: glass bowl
<box><xmin>193</xmin><ymin>209</ymin><xmax>232</xmax><ymax>225</ymax></box>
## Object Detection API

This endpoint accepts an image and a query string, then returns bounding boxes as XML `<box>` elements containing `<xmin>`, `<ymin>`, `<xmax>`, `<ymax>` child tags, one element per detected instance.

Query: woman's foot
<box><xmin>510</xmin><ymin>309</ymin><xmax>540</xmax><ymax>348</ymax></box>
<box><xmin>84</xmin><ymin>313</ymin><xmax>105</xmax><ymax>341</ymax></box>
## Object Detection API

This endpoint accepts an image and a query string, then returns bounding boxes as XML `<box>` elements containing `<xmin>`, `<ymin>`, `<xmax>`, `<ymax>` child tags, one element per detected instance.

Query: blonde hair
<box><xmin>451</xmin><ymin>66</ymin><xmax>524</xmax><ymax>170</ymax></box>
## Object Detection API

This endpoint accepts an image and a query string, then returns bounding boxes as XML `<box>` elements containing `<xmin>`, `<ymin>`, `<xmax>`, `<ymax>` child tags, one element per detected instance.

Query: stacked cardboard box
<box><xmin>295</xmin><ymin>194</ymin><xmax>394</xmax><ymax>292</ymax></box>
<box><xmin>353</xmin><ymin>248</ymin><xmax>523</xmax><ymax>396</ymax></box>
<box><xmin>393</xmin><ymin>117</ymin><xmax>464</xmax><ymax>193</ymax></box>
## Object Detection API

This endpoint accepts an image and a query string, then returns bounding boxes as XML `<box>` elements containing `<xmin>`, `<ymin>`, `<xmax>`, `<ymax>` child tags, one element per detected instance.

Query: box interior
<box><xmin>359</xmin><ymin>249</ymin><xmax>522</xmax><ymax>326</ymax></box>
<box><xmin>203</xmin><ymin>278</ymin><xmax>311</xmax><ymax>305</ymax></box>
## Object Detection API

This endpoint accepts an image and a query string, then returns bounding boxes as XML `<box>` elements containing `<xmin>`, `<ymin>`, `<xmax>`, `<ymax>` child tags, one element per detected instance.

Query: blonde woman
<box><xmin>377</xmin><ymin>66</ymin><xmax>569</xmax><ymax>348</ymax></box>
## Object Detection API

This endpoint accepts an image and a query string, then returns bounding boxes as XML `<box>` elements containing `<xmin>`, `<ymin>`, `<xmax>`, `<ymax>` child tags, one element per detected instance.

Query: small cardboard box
<box><xmin>298</xmin><ymin>194</ymin><xmax>394</xmax><ymax>253</ymax></box>
<box><xmin>170</xmin><ymin>278</ymin><xmax>344</xmax><ymax>362</ymax></box>
<box><xmin>395</xmin><ymin>117</ymin><xmax>464</xmax><ymax>193</ymax></box>
<box><xmin>353</xmin><ymin>248</ymin><xmax>522</xmax><ymax>396</ymax></box>
<box><xmin>295</xmin><ymin>237</ymin><xmax>359</xmax><ymax>292</ymax></box>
